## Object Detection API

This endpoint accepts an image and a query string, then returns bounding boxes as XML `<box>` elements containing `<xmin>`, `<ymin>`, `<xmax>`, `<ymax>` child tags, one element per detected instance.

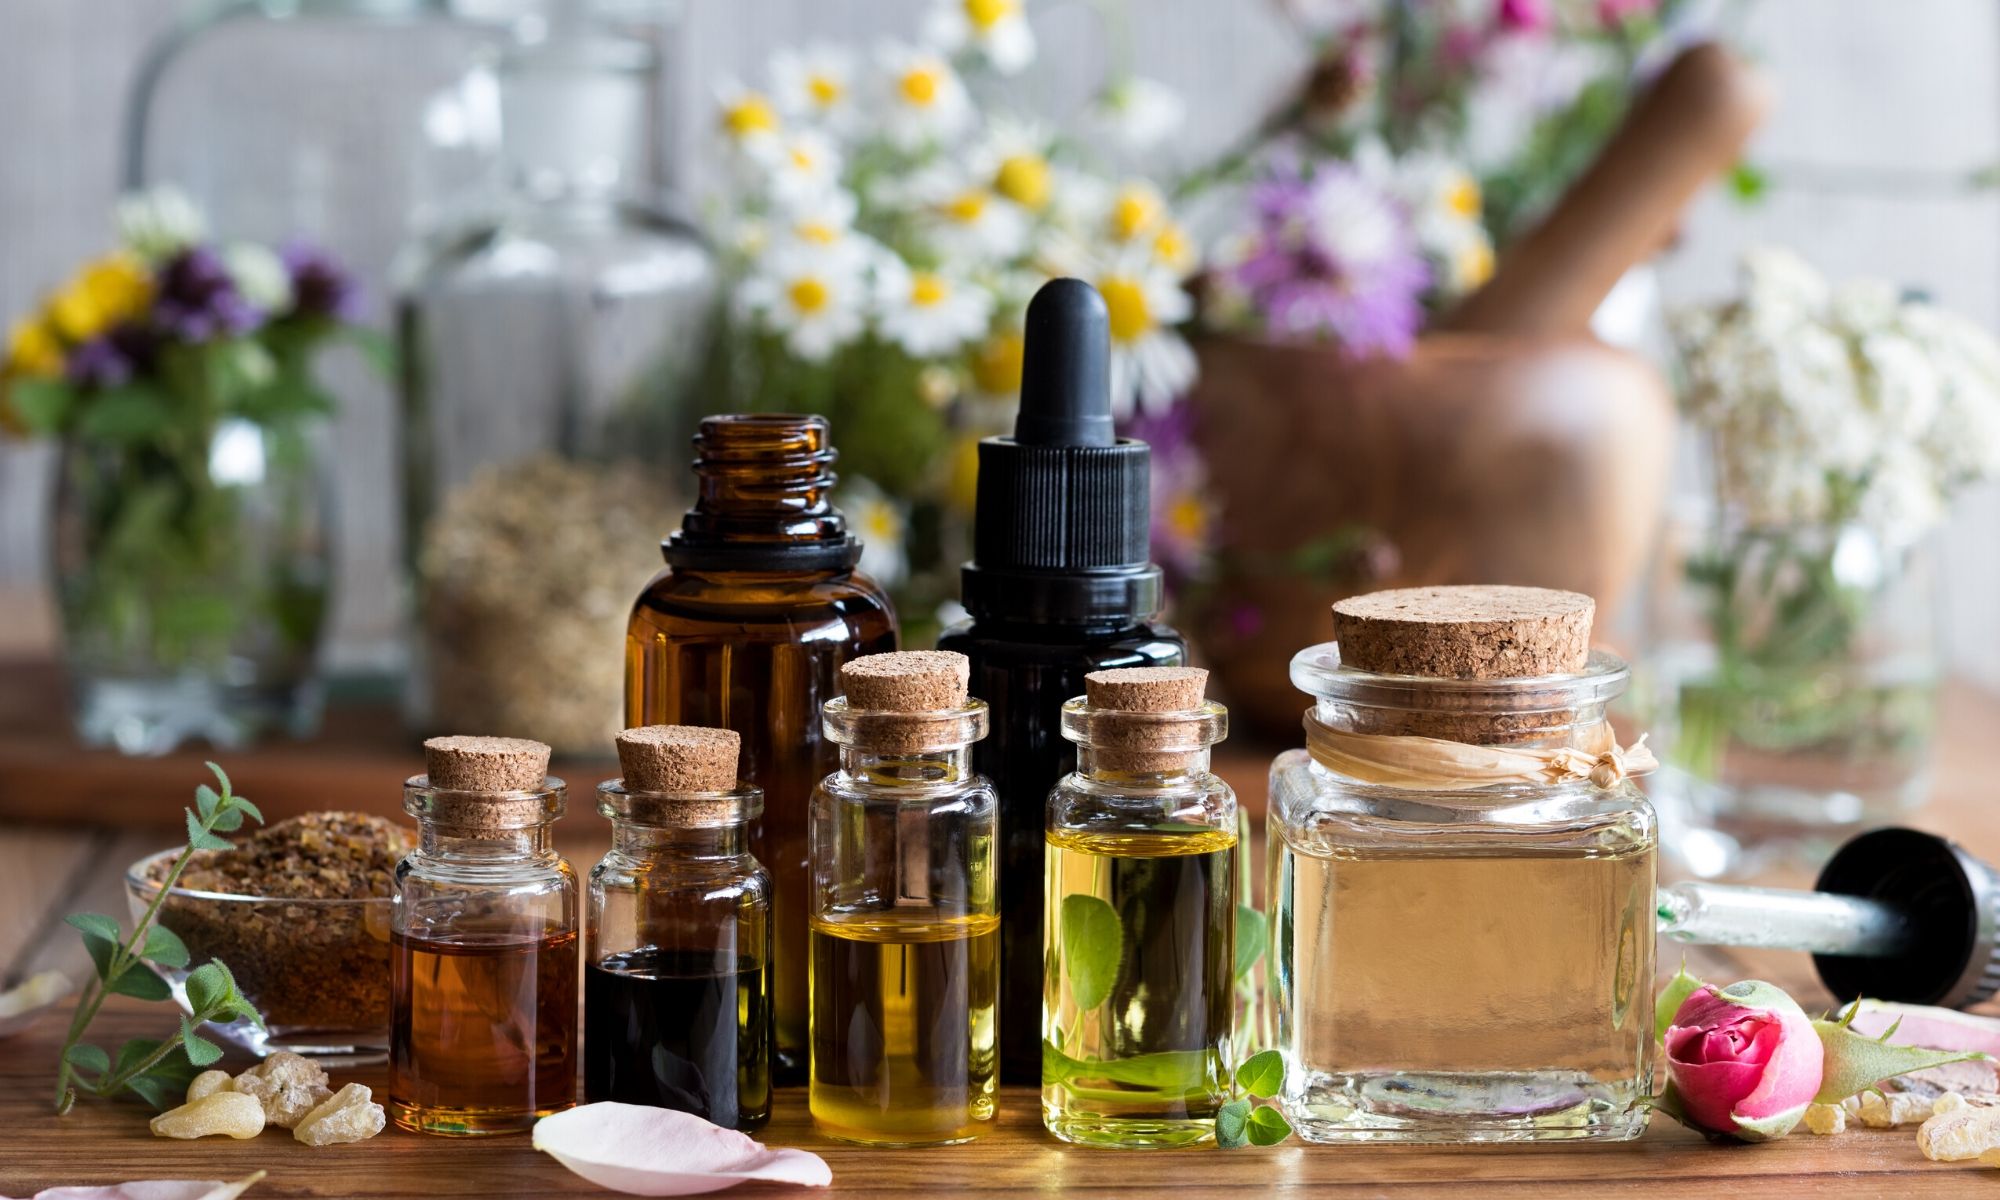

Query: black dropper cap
<box><xmin>1813</xmin><ymin>827</ymin><xmax>2000</xmax><ymax>1009</ymax></box>
<box><xmin>960</xmin><ymin>278</ymin><xmax>1162</xmax><ymax>625</ymax></box>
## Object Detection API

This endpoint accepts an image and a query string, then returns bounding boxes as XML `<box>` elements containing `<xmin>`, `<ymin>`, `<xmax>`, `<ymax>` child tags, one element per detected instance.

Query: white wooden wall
<box><xmin>1</xmin><ymin>0</ymin><xmax>1996</xmax><ymax>688</ymax></box>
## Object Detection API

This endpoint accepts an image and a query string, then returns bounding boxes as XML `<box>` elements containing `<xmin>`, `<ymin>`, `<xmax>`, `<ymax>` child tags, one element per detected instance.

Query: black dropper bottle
<box><xmin>936</xmin><ymin>278</ymin><xmax>1187</xmax><ymax>1084</ymax></box>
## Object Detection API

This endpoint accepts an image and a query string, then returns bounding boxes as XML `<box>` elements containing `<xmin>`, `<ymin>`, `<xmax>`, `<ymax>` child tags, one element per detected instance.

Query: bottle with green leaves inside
<box><xmin>1042</xmin><ymin>666</ymin><xmax>1235</xmax><ymax>1148</ymax></box>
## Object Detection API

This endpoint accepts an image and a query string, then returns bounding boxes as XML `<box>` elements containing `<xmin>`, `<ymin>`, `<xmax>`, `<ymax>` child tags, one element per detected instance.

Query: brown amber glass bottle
<box><xmin>626</xmin><ymin>414</ymin><xmax>898</xmax><ymax>1079</ymax></box>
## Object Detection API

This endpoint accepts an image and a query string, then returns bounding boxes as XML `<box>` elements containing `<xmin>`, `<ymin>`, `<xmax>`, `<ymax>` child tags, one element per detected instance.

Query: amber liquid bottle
<box><xmin>936</xmin><ymin>280</ymin><xmax>1185</xmax><ymax>1083</ymax></box>
<box><xmin>626</xmin><ymin>414</ymin><xmax>898</xmax><ymax>1078</ymax></box>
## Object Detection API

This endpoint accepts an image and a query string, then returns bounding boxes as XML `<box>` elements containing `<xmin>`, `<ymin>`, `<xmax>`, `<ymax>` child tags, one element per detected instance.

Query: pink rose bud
<box><xmin>1664</xmin><ymin>980</ymin><xmax>1824</xmax><ymax>1141</ymax></box>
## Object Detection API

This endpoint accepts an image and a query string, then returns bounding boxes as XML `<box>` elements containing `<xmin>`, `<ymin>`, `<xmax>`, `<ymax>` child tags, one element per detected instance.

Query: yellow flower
<box><xmin>900</xmin><ymin>62</ymin><xmax>943</xmax><ymax>108</ymax></box>
<box><xmin>1454</xmin><ymin>240</ymin><xmax>1495</xmax><ymax>290</ymax></box>
<box><xmin>48</xmin><ymin>253</ymin><xmax>152</xmax><ymax>343</ymax></box>
<box><xmin>1108</xmin><ymin>182</ymin><xmax>1165</xmax><ymax>243</ymax></box>
<box><xmin>5</xmin><ymin>316</ymin><xmax>65</xmax><ymax>378</ymax></box>
<box><xmin>1152</xmin><ymin>221</ymin><xmax>1196</xmax><ymax>274</ymax></box>
<box><xmin>1098</xmin><ymin>275</ymin><xmax>1154</xmax><ymax>343</ymax></box>
<box><xmin>965</xmin><ymin>0</ymin><xmax>1020</xmax><ymax>29</ymax></box>
<box><xmin>1445</xmin><ymin>174</ymin><xmax>1481</xmax><ymax>221</ymax></box>
<box><xmin>994</xmin><ymin>153</ymin><xmax>1051</xmax><ymax>211</ymax></box>
<box><xmin>788</xmin><ymin>276</ymin><xmax>832</xmax><ymax>315</ymax></box>
<box><xmin>807</xmin><ymin>72</ymin><xmax>844</xmax><ymax>109</ymax></box>
<box><xmin>1164</xmin><ymin>490</ymin><xmax>1210</xmax><ymax>544</ymax></box>
<box><xmin>721</xmin><ymin>92</ymin><xmax>779</xmax><ymax>141</ymax></box>
<box><xmin>971</xmin><ymin>330</ymin><xmax>1025</xmax><ymax>395</ymax></box>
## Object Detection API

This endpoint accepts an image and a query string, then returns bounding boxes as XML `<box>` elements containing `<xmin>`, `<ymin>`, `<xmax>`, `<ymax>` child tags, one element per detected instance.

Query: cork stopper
<box><xmin>1079</xmin><ymin>666</ymin><xmax>1216</xmax><ymax>773</ymax></box>
<box><xmin>840</xmin><ymin>651</ymin><xmax>970</xmax><ymax>712</ymax></box>
<box><xmin>831</xmin><ymin>651</ymin><xmax>981</xmax><ymax>754</ymax></box>
<box><xmin>411</xmin><ymin>735</ymin><xmax>562</xmax><ymax>832</ymax></box>
<box><xmin>616</xmin><ymin>725</ymin><xmax>740</xmax><ymax>793</ymax></box>
<box><xmin>423</xmin><ymin>735</ymin><xmax>551</xmax><ymax>791</ymax></box>
<box><xmin>1331</xmin><ymin>586</ymin><xmax>1594</xmax><ymax>680</ymax></box>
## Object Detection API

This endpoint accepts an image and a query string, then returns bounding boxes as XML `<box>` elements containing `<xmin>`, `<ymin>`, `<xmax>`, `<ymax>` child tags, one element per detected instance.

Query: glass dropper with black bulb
<box><xmin>1655</xmin><ymin>827</ymin><xmax>2000</xmax><ymax>1009</ymax></box>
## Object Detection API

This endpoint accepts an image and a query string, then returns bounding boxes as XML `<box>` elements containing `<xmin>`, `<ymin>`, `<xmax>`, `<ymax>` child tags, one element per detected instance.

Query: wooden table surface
<box><xmin>3</xmin><ymin>668</ymin><xmax>2000</xmax><ymax>1196</ymax></box>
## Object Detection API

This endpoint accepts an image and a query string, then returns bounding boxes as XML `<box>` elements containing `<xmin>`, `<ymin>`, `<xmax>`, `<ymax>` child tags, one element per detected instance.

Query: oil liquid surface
<box><xmin>1275</xmin><ymin>835</ymin><xmax>1653</xmax><ymax>1142</ymax></box>
<box><xmin>390</xmin><ymin>928</ymin><xmax>578</xmax><ymax>1135</ymax></box>
<box><xmin>809</xmin><ymin>910</ymin><xmax>999</xmax><ymax>1145</ymax></box>
<box><xmin>585</xmin><ymin>948</ymin><xmax>770</xmax><ymax>1130</ymax></box>
<box><xmin>1042</xmin><ymin>827</ymin><xmax>1235</xmax><ymax>1148</ymax></box>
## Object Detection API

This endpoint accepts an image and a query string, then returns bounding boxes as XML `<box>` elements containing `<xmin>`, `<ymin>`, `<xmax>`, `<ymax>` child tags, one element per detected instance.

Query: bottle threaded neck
<box><xmin>664</xmin><ymin>413</ymin><xmax>860</xmax><ymax>571</ymax></box>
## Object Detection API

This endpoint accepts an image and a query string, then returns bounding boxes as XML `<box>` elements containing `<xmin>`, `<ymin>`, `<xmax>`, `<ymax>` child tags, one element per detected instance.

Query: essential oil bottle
<box><xmin>808</xmin><ymin>651</ymin><xmax>999</xmax><ymax>1146</ymax></box>
<box><xmin>1043</xmin><ymin>667</ymin><xmax>1236</xmax><ymax>1148</ymax></box>
<box><xmin>627</xmin><ymin>414</ymin><xmax>899</xmax><ymax>1079</ymax></box>
<box><xmin>586</xmin><ymin>725</ymin><xmax>771</xmax><ymax>1130</ymax></box>
<box><xmin>390</xmin><ymin>736</ymin><xmax>578</xmax><ymax>1135</ymax></box>
<box><xmin>1269</xmin><ymin>586</ymin><xmax>1657</xmax><ymax>1143</ymax></box>
<box><xmin>936</xmin><ymin>278</ymin><xmax>1185</xmax><ymax>1084</ymax></box>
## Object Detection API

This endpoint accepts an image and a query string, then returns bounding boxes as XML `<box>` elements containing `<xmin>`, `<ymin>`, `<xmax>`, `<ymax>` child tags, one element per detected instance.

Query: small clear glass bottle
<box><xmin>390</xmin><ymin>735</ymin><xmax>578</xmax><ymax>1135</ymax></box>
<box><xmin>587</xmin><ymin>726</ymin><xmax>772</xmax><ymax>1130</ymax></box>
<box><xmin>808</xmin><ymin>651</ymin><xmax>998</xmax><ymax>1146</ymax></box>
<box><xmin>1043</xmin><ymin>668</ymin><xmax>1235</xmax><ymax>1149</ymax></box>
<box><xmin>1268</xmin><ymin>587</ymin><xmax>1657</xmax><ymax>1144</ymax></box>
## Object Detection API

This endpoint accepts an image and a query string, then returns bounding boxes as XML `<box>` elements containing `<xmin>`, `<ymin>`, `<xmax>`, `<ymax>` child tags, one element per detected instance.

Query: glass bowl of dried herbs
<box><xmin>124</xmin><ymin>811</ymin><xmax>414</xmax><ymax>1064</ymax></box>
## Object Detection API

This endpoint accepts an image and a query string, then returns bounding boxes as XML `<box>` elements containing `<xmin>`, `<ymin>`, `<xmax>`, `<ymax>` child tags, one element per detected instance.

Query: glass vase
<box><xmin>1641</xmin><ymin>518</ymin><xmax>1941</xmax><ymax>876</ymax></box>
<box><xmin>52</xmin><ymin>416</ymin><xmax>334</xmax><ymax>754</ymax></box>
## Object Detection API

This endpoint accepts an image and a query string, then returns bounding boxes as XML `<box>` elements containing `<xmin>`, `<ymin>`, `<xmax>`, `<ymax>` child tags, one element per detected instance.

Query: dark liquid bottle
<box><xmin>585</xmin><ymin>950</ymin><xmax>769</xmax><ymax>1128</ymax></box>
<box><xmin>626</xmin><ymin>415</ymin><xmax>898</xmax><ymax>1078</ymax></box>
<box><xmin>935</xmin><ymin>279</ymin><xmax>1186</xmax><ymax>1083</ymax></box>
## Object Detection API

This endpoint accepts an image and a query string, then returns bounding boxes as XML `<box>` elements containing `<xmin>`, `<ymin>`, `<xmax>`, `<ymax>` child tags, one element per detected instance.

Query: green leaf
<box><xmin>64</xmin><ymin>912</ymin><xmax>122</xmax><ymax>943</ymax></box>
<box><xmin>142</xmin><ymin>923</ymin><xmax>190</xmax><ymax>969</ymax></box>
<box><xmin>105</xmin><ymin>964</ymin><xmax>171</xmax><ymax>1002</ymax></box>
<box><xmin>76</xmin><ymin>929</ymin><xmax>121</xmax><ymax>984</ymax></box>
<box><xmin>1060</xmin><ymin>894</ymin><xmax>1123</xmax><ymax>1013</ymax></box>
<box><xmin>194</xmin><ymin>783</ymin><xmax>220</xmax><ymax>820</ymax></box>
<box><xmin>230</xmin><ymin>796</ymin><xmax>264</xmax><ymax>826</ymax></box>
<box><xmin>184</xmin><ymin>808</ymin><xmax>231</xmax><ymax>852</ymax></box>
<box><xmin>1728</xmin><ymin>161</ymin><xmax>1769</xmax><ymax>204</ymax></box>
<box><xmin>7</xmin><ymin>376</ymin><xmax>73</xmax><ymax>434</ymax></box>
<box><xmin>184</xmin><ymin>961</ymin><xmax>233</xmax><ymax>1014</ymax></box>
<box><xmin>75</xmin><ymin>386</ymin><xmax>172</xmax><ymax>442</ymax></box>
<box><xmin>1732</xmin><ymin>1101</ymin><xmax>1808</xmax><ymax>1142</ymax></box>
<box><xmin>209</xmin><ymin>806</ymin><xmax>245</xmax><ymax>833</ymax></box>
<box><xmin>179</xmin><ymin>1018</ymin><xmax>223</xmax><ymax>1067</ymax></box>
<box><xmin>1215</xmin><ymin>1098</ymin><xmax>1252</xmax><ymax>1149</ymax></box>
<box><xmin>113</xmin><ymin>1038</ymin><xmax>163</xmax><ymax>1075</ymax></box>
<box><xmin>1236</xmin><ymin>1049</ymin><xmax>1284</xmax><ymax>1100</ymax></box>
<box><xmin>122</xmin><ymin>1071</ymin><xmax>186</xmax><ymax>1112</ymax></box>
<box><xmin>1233</xmin><ymin>904</ymin><xmax>1268</xmax><ymax>982</ymax></box>
<box><xmin>64</xmin><ymin>1043</ymin><xmax>110</xmax><ymax>1075</ymax></box>
<box><xmin>1655</xmin><ymin>962</ymin><xmax>1708</xmax><ymax>1043</ymax></box>
<box><xmin>1812</xmin><ymin>1016</ymin><xmax>1989</xmax><ymax>1105</ymax></box>
<box><xmin>1246</xmin><ymin>1104</ymin><xmax>1293</xmax><ymax>1146</ymax></box>
<box><xmin>206</xmin><ymin>761</ymin><xmax>233</xmax><ymax>798</ymax></box>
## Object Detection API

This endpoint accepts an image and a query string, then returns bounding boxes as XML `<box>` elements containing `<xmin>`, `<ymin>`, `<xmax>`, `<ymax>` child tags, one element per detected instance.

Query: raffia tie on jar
<box><xmin>1300</xmin><ymin>586</ymin><xmax>1658</xmax><ymax>793</ymax></box>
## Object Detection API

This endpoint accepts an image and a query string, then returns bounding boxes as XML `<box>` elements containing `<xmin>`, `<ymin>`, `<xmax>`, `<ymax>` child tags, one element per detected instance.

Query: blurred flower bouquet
<box><xmin>702</xmin><ymin>0</ymin><xmax>1201</xmax><ymax>631</ymax></box>
<box><xmin>1660</xmin><ymin>247</ymin><xmax>2000</xmax><ymax>834</ymax></box>
<box><xmin>0</xmin><ymin>188</ymin><xmax>362</xmax><ymax>753</ymax></box>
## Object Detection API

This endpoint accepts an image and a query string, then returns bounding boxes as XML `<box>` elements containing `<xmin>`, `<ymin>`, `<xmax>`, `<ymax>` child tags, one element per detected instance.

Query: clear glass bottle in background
<box><xmin>390</xmin><ymin>735</ymin><xmax>578</xmax><ymax>1135</ymax></box>
<box><xmin>1042</xmin><ymin>668</ymin><xmax>1235</xmax><ymax>1149</ymax></box>
<box><xmin>629</xmin><ymin>414</ymin><xmax>899</xmax><ymax>1081</ymax></box>
<box><xmin>401</xmin><ymin>0</ymin><xmax>719</xmax><ymax>753</ymax></box>
<box><xmin>808</xmin><ymin>651</ymin><xmax>997</xmax><ymax>1146</ymax></box>
<box><xmin>586</xmin><ymin>725</ymin><xmax>771</xmax><ymax>1131</ymax></box>
<box><xmin>1268</xmin><ymin>587</ymin><xmax>1656</xmax><ymax>1144</ymax></box>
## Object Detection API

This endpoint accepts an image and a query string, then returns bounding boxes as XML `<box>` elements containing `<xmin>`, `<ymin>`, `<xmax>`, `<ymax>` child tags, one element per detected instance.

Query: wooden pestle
<box><xmin>1441</xmin><ymin>42</ymin><xmax>1773</xmax><ymax>337</ymax></box>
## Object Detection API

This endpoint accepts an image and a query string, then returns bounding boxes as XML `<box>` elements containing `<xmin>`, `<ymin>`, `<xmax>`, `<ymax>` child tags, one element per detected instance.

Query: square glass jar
<box><xmin>1268</xmin><ymin>644</ymin><xmax>1657</xmax><ymax>1144</ymax></box>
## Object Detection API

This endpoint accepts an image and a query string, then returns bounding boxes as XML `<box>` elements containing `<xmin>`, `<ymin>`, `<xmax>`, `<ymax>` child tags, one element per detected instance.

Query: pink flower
<box><xmin>1495</xmin><ymin>0</ymin><xmax>1552</xmax><ymax>33</ymax></box>
<box><xmin>1664</xmin><ymin>981</ymin><xmax>1824</xmax><ymax>1140</ymax></box>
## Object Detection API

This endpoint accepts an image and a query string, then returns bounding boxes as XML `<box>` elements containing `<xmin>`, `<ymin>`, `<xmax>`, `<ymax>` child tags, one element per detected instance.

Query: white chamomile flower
<box><xmin>1092</xmin><ymin>262</ymin><xmax>1195</xmax><ymax>417</ymax></box>
<box><xmin>1149</xmin><ymin>219</ymin><xmax>1199</xmax><ymax>278</ymax></box>
<box><xmin>716</xmin><ymin>80</ymin><xmax>782</xmax><ymax>153</ymax></box>
<box><xmin>752</xmin><ymin>128</ymin><xmax>843</xmax><ymax>208</ymax></box>
<box><xmin>771</xmin><ymin>189</ymin><xmax>871</xmax><ymax>269</ymax></box>
<box><xmin>770</xmin><ymin>44</ymin><xmax>857</xmax><ymax>129</ymax></box>
<box><xmin>841</xmin><ymin>477</ymin><xmax>910</xmax><ymax>587</ymax></box>
<box><xmin>925</xmin><ymin>0</ymin><xmax>1036</xmax><ymax>75</ymax></box>
<box><xmin>974</xmin><ymin>118</ymin><xmax>1057</xmax><ymax>213</ymax></box>
<box><xmin>876</xmin><ymin>43</ymin><xmax>972</xmax><ymax>149</ymax></box>
<box><xmin>1088</xmin><ymin>76</ymin><xmax>1187</xmax><ymax>154</ymax></box>
<box><xmin>115</xmin><ymin>185</ymin><xmax>206</xmax><ymax>262</ymax></box>
<box><xmin>910</xmin><ymin>166</ymin><xmax>1030</xmax><ymax>263</ymax></box>
<box><xmin>875</xmin><ymin>258</ymin><xmax>995</xmax><ymax>358</ymax></box>
<box><xmin>1103</xmin><ymin>180</ymin><xmax>1169</xmax><ymax>246</ymax></box>
<box><xmin>222</xmin><ymin>242</ymin><xmax>293</xmax><ymax>312</ymax></box>
<box><xmin>735</xmin><ymin>251</ymin><xmax>867</xmax><ymax>363</ymax></box>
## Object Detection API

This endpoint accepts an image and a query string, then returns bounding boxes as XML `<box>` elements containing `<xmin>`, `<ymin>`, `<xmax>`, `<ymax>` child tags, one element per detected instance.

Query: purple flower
<box><xmin>280</xmin><ymin>241</ymin><xmax>363</xmax><ymax>323</ymax></box>
<box><xmin>1217</xmin><ymin>157</ymin><xmax>1429</xmax><ymax>357</ymax></box>
<box><xmin>154</xmin><ymin>247</ymin><xmax>263</xmax><ymax>342</ymax></box>
<box><xmin>64</xmin><ymin>323</ymin><xmax>161</xmax><ymax>391</ymax></box>
<box><xmin>1124</xmin><ymin>401</ymin><xmax>1214</xmax><ymax>586</ymax></box>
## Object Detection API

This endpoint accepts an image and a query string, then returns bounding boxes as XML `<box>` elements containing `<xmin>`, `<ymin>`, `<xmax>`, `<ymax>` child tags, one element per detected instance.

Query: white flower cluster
<box><xmin>1676</xmin><ymin>246</ymin><xmax>2000</xmax><ymax>547</ymax></box>
<box><xmin>1352</xmin><ymin>137</ymin><xmax>1496</xmax><ymax>298</ymax></box>
<box><xmin>712</xmin><ymin>0</ymin><xmax>1199</xmax><ymax>417</ymax></box>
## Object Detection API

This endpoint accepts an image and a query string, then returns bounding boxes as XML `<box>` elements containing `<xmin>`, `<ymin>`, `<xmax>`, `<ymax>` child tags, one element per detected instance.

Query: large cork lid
<box><xmin>840</xmin><ymin>651</ymin><xmax>970</xmax><ymax>712</ymax></box>
<box><xmin>424</xmin><ymin>735</ymin><xmax>551</xmax><ymax>791</ymax></box>
<box><xmin>1080</xmin><ymin>666</ymin><xmax>1217</xmax><ymax>772</ymax></box>
<box><xmin>1332</xmin><ymin>586</ymin><xmax>1594</xmax><ymax>679</ymax></box>
<box><xmin>616</xmin><ymin>725</ymin><xmax>740</xmax><ymax>793</ymax></box>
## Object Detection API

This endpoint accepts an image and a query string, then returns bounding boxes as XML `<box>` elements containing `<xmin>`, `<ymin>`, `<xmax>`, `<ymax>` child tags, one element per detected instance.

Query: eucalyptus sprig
<box><xmin>1216</xmin><ymin>1049</ymin><xmax>1294</xmax><ymax>1149</ymax></box>
<box><xmin>53</xmin><ymin>762</ymin><xmax>267</xmax><ymax>1114</ymax></box>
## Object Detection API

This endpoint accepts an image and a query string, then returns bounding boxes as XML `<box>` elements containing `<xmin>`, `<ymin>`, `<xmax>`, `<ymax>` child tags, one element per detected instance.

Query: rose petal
<box><xmin>1734</xmin><ymin>994</ymin><xmax>1826</xmax><ymax>1122</ymax></box>
<box><xmin>1848</xmin><ymin>1001</ymin><xmax>2000</xmax><ymax>1058</ymax></box>
<box><xmin>31</xmin><ymin>1175</ymin><xmax>262</xmax><ymax>1200</ymax></box>
<box><xmin>1671</xmin><ymin>1057</ymin><xmax>1767</xmax><ymax>1131</ymax></box>
<box><xmin>533</xmin><ymin>1103</ymin><xmax>831</xmax><ymax>1196</ymax></box>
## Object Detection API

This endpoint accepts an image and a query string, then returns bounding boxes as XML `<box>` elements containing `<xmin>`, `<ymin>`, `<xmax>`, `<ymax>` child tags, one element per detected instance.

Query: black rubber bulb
<box><xmin>1014</xmin><ymin>277</ymin><xmax>1113</xmax><ymax>447</ymax></box>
